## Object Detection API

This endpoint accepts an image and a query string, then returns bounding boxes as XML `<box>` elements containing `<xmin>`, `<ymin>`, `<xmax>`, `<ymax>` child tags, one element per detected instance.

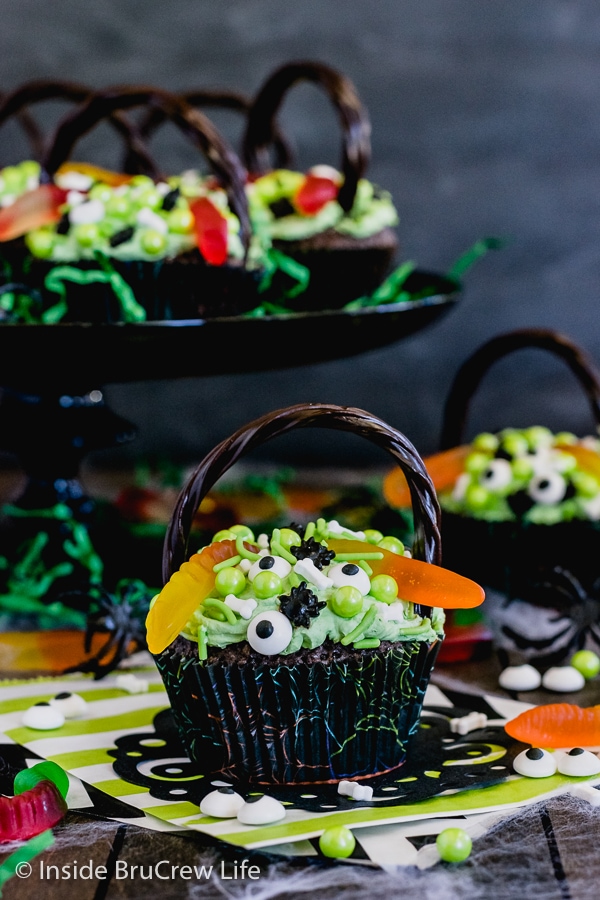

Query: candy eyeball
<box><xmin>513</xmin><ymin>747</ymin><xmax>557</xmax><ymax>778</ymax></box>
<box><xmin>237</xmin><ymin>793</ymin><xmax>286</xmax><ymax>825</ymax></box>
<box><xmin>49</xmin><ymin>692</ymin><xmax>88</xmax><ymax>719</ymax></box>
<box><xmin>200</xmin><ymin>787</ymin><xmax>245</xmax><ymax>818</ymax></box>
<box><xmin>555</xmin><ymin>747</ymin><xmax>600</xmax><ymax>777</ymax></box>
<box><xmin>498</xmin><ymin>664</ymin><xmax>542</xmax><ymax>692</ymax></box>
<box><xmin>327</xmin><ymin>562</ymin><xmax>371</xmax><ymax>595</ymax></box>
<box><xmin>527</xmin><ymin>471</ymin><xmax>567</xmax><ymax>505</ymax></box>
<box><xmin>22</xmin><ymin>702</ymin><xmax>65</xmax><ymax>731</ymax></box>
<box><xmin>247</xmin><ymin>611</ymin><xmax>293</xmax><ymax>655</ymax></box>
<box><xmin>478</xmin><ymin>458</ymin><xmax>513</xmax><ymax>491</ymax></box>
<box><xmin>541</xmin><ymin>665</ymin><xmax>586</xmax><ymax>693</ymax></box>
<box><xmin>248</xmin><ymin>555</ymin><xmax>292</xmax><ymax>581</ymax></box>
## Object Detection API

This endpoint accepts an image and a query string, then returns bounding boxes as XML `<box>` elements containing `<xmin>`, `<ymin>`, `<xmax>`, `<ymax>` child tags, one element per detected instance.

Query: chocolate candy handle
<box><xmin>163</xmin><ymin>403</ymin><xmax>442</xmax><ymax>604</ymax></box>
<box><xmin>123</xmin><ymin>88</ymin><xmax>293</xmax><ymax>174</ymax></box>
<box><xmin>439</xmin><ymin>328</ymin><xmax>600</xmax><ymax>450</ymax></box>
<box><xmin>41</xmin><ymin>85</ymin><xmax>251</xmax><ymax>253</ymax></box>
<box><xmin>0</xmin><ymin>79</ymin><xmax>157</xmax><ymax>176</ymax></box>
<box><xmin>242</xmin><ymin>60</ymin><xmax>371</xmax><ymax>212</ymax></box>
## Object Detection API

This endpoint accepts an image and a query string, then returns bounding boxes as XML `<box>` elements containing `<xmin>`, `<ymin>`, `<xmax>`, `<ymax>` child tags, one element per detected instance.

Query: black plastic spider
<box><xmin>61</xmin><ymin>578</ymin><xmax>152</xmax><ymax>679</ymax></box>
<box><xmin>500</xmin><ymin>565</ymin><xmax>600</xmax><ymax>668</ymax></box>
<box><xmin>290</xmin><ymin>536</ymin><xmax>335</xmax><ymax>570</ymax></box>
<box><xmin>279</xmin><ymin>581</ymin><xmax>326</xmax><ymax>627</ymax></box>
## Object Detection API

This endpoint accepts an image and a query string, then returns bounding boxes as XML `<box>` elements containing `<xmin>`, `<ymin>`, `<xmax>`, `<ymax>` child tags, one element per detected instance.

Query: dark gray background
<box><xmin>3</xmin><ymin>0</ymin><xmax>600</xmax><ymax>469</ymax></box>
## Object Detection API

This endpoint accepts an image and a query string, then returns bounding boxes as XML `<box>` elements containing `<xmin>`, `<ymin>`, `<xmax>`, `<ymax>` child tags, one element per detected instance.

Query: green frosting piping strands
<box><xmin>304</xmin><ymin>521</ymin><xmax>316</xmax><ymax>540</ymax></box>
<box><xmin>358</xmin><ymin>560</ymin><xmax>373</xmax><ymax>576</ymax></box>
<box><xmin>203</xmin><ymin>598</ymin><xmax>237</xmax><ymax>624</ymax></box>
<box><xmin>41</xmin><ymin>255</ymin><xmax>146</xmax><ymax>323</ymax></box>
<box><xmin>213</xmin><ymin>555</ymin><xmax>241</xmax><ymax>572</ymax></box>
<box><xmin>270</xmin><ymin>540</ymin><xmax>296</xmax><ymax>565</ymax></box>
<box><xmin>340</xmin><ymin>605</ymin><xmax>377</xmax><ymax>645</ymax></box>
<box><xmin>257</xmin><ymin>248</ymin><xmax>310</xmax><ymax>300</ymax></box>
<box><xmin>198</xmin><ymin>625</ymin><xmax>208</xmax><ymax>661</ymax></box>
<box><xmin>335</xmin><ymin>552</ymin><xmax>384</xmax><ymax>561</ymax></box>
<box><xmin>235</xmin><ymin>534</ymin><xmax>261</xmax><ymax>560</ymax></box>
<box><xmin>0</xmin><ymin>830</ymin><xmax>55</xmax><ymax>894</ymax></box>
<box><xmin>353</xmin><ymin>638</ymin><xmax>381</xmax><ymax>649</ymax></box>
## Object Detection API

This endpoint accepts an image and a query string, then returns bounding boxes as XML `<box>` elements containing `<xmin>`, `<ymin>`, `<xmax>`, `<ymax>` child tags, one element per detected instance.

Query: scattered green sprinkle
<box><xmin>270</xmin><ymin>540</ymin><xmax>297</xmax><ymax>565</ymax></box>
<box><xmin>235</xmin><ymin>533</ymin><xmax>261</xmax><ymax>561</ymax></box>
<box><xmin>335</xmin><ymin>552</ymin><xmax>384</xmax><ymax>561</ymax></box>
<box><xmin>203</xmin><ymin>597</ymin><xmax>237</xmax><ymax>624</ymax></box>
<box><xmin>357</xmin><ymin>560</ymin><xmax>373</xmax><ymax>576</ymax></box>
<box><xmin>353</xmin><ymin>638</ymin><xmax>380</xmax><ymax>649</ymax></box>
<box><xmin>213</xmin><ymin>554</ymin><xmax>242</xmax><ymax>572</ymax></box>
<box><xmin>198</xmin><ymin>625</ymin><xmax>208</xmax><ymax>661</ymax></box>
<box><xmin>341</xmin><ymin>605</ymin><xmax>377</xmax><ymax>646</ymax></box>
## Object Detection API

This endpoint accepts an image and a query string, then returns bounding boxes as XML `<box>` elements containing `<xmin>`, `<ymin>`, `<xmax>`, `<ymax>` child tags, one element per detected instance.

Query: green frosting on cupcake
<box><xmin>440</xmin><ymin>427</ymin><xmax>600</xmax><ymax>523</ymax></box>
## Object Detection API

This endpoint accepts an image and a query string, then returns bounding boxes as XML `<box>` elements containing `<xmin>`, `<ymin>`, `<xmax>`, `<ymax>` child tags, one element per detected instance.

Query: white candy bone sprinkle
<box><xmin>568</xmin><ymin>783</ymin><xmax>600</xmax><ymax>806</ymax></box>
<box><xmin>378</xmin><ymin>601</ymin><xmax>406</xmax><ymax>622</ymax></box>
<box><xmin>293</xmin><ymin>557</ymin><xmax>333</xmax><ymax>589</ymax></box>
<box><xmin>338</xmin><ymin>780</ymin><xmax>374</xmax><ymax>801</ymax></box>
<box><xmin>115</xmin><ymin>673</ymin><xmax>149</xmax><ymax>694</ymax></box>
<box><xmin>136</xmin><ymin>208</ymin><xmax>168</xmax><ymax>233</ymax></box>
<box><xmin>326</xmin><ymin>519</ymin><xmax>366</xmax><ymax>540</ymax></box>
<box><xmin>225</xmin><ymin>594</ymin><xmax>257</xmax><ymax>620</ymax></box>
<box><xmin>257</xmin><ymin>533</ymin><xmax>270</xmax><ymax>549</ymax></box>
<box><xmin>56</xmin><ymin>170</ymin><xmax>94</xmax><ymax>191</ymax></box>
<box><xmin>449</xmin><ymin>711</ymin><xmax>488</xmax><ymax>735</ymax></box>
<box><xmin>238</xmin><ymin>558</ymin><xmax>252</xmax><ymax>573</ymax></box>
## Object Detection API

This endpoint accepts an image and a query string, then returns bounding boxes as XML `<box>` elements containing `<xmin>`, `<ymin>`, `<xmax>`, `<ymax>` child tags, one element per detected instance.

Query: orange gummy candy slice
<box><xmin>505</xmin><ymin>703</ymin><xmax>600</xmax><ymax>748</ymax></box>
<box><xmin>0</xmin><ymin>184</ymin><xmax>68</xmax><ymax>242</ymax></box>
<box><xmin>382</xmin><ymin>445</ymin><xmax>471</xmax><ymax>509</ymax></box>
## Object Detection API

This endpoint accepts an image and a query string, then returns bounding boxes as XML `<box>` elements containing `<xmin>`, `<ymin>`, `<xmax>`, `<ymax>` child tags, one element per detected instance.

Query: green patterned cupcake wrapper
<box><xmin>155</xmin><ymin>638</ymin><xmax>442</xmax><ymax>785</ymax></box>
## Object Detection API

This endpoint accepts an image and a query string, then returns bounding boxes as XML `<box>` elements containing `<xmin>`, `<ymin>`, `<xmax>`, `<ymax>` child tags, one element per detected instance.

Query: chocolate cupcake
<box><xmin>385</xmin><ymin>329</ymin><xmax>600</xmax><ymax>667</ymax></box>
<box><xmin>241</xmin><ymin>61</ymin><xmax>399</xmax><ymax>310</ymax></box>
<box><xmin>0</xmin><ymin>86</ymin><xmax>263</xmax><ymax>322</ymax></box>
<box><xmin>146</xmin><ymin>402</ymin><xmax>484</xmax><ymax>785</ymax></box>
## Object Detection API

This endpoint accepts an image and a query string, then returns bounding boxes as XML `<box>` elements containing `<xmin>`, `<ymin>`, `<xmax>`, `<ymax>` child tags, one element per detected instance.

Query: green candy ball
<box><xmin>465</xmin><ymin>452</ymin><xmax>492</xmax><ymax>476</ymax></box>
<box><xmin>167</xmin><ymin>207</ymin><xmax>195</xmax><ymax>234</ymax></box>
<box><xmin>25</xmin><ymin>229</ymin><xmax>55</xmax><ymax>258</ymax></box>
<box><xmin>377</xmin><ymin>536</ymin><xmax>405</xmax><ymax>555</ymax></box>
<box><xmin>278</xmin><ymin>528</ymin><xmax>302</xmax><ymax>552</ymax></box>
<box><xmin>73</xmin><ymin>223</ymin><xmax>100</xmax><ymax>247</ymax></box>
<box><xmin>319</xmin><ymin>825</ymin><xmax>356</xmax><ymax>859</ymax></box>
<box><xmin>465</xmin><ymin>483</ymin><xmax>490</xmax><ymax>510</ymax></box>
<box><xmin>212</xmin><ymin>529</ymin><xmax>237</xmax><ymax>542</ymax></box>
<box><xmin>214</xmin><ymin>566</ymin><xmax>246</xmax><ymax>597</ymax></box>
<box><xmin>331</xmin><ymin>585</ymin><xmax>364</xmax><ymax>618</ymax></box>
<box><xmin>140</xmin><ymin>228</ymin><xmax>167</xmax><ymax>255</ymax></box>
<box><xmin>472</xmin><ymin>432</ymin><xmax>499</xmax><ymax>453</ymax></box>
<box><xmin>229</xmin><ymin>524</ymin><xmax>255</xmax><ymax>542</ymax></box>
<box><xmin>369</xmin><ymin>573</ymin><xmax>398</xmax><ymax>604</ymax></box>
<box><xmin>105</xmin><ymin>194</ymin><xmax>131</xmax><ymax>218</ymax></box>
<box><xmin>364</xmin><ymin>529</ymin><xmax>384</xmax><ymax>545</ymax></box>
<box><xmin>570</xmin><ymin>650</ymin><xmax>600</xmax><ymax>680</ymax></box>
<box><xmin>253</xmin><ymin>570</ymin><xmax>283</xmax><ymax>599</ymax></box>
<box><xmin>436</xmin><ymin>827</ymin><xmax>472</xmax><ymax>863</ymax></box>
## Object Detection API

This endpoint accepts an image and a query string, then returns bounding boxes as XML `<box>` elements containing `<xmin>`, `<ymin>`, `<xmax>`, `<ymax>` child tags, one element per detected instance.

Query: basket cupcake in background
<box><xmin>241</xmin><ymin>60</ymin><xmax>400</xmax><ymax>311</ymax></box>
<box><xmin>146</xmin><ymin>402</ymin><xmax>484</xmax><ymax>786</ymax></box>
<box><xmin>383</xmin><ymin>328</ymin><xmax>600</xmax><ymax>670</ymax></box>
<box><xmin>0</xmin><ymin>85</ymin><xmax>263</xmax><ymax>322</ymax></box>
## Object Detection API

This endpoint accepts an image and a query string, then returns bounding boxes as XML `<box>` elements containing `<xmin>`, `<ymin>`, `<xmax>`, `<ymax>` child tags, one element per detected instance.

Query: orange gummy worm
<box><xmin>0</xmin><ymin>184</ymin><xmax>68</xmax><ymax>241</ymax></box>
<box><xmin>56</xmin><ymin>161</ymin><xmax>134</xmax><ymax>187</ymax></box>
<box><xmin>146</xmin><ymin>539</ymin><xmax>238</xmax><ymax>655</ymax></box>
<box><xmin>504</xmin><ymin>703</ymin><xmax>600</xmax><ymax>748</ymax></box>
<box><xmin>382</xmin><ymin>445</ymin><xmax>471</xmax><ymax>509</ymax></box>
<box><xmin>327</xmin><ymin>539</ymin><xmax>484</xmax><ymax>610</ymax></box>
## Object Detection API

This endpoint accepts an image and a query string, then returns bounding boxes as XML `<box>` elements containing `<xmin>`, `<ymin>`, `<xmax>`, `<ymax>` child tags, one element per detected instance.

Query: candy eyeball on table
<box><xmin>21</xmin><ymin>702</ymin><xmax>65</xmax><ymax>730</ymax></box>
<box><xmin>555</xmin><ymin>747</ymin><xmax>600</xmax><ymax>777</ymax></box>
<box><xmin>200</xmin><ymin>787</ymin><xmax>245</xmax><ymax>818</ymax></box>
<box><xmin>49</xmin><ymin>691</ymin><xmax>88</xmax><ymax>718</ymax></box>
<box><xmin>236</xmin><ymin>794</ymin><xmax>286</xmax><ymax>825</ymax></box>
<box><xmin>541</xmin><ymin>666</ymin><xmax>586</xmax><ymax>693</ymax></box>
<box><xmin>498</xmin><ymin>664</ymin><xmax>542</xmax><ymax>691</ymax></box>
<box><xmin>513</xmin><ymin>747</ymin><xmax>558</xmax><ymax>777</ymax></box>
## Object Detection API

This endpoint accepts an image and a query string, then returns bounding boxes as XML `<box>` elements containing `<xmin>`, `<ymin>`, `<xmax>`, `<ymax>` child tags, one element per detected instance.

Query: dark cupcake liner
<box><xmin>154</xmin><ymin>637</ymin><xmax>441</xmax><ymax>786</ymax></box>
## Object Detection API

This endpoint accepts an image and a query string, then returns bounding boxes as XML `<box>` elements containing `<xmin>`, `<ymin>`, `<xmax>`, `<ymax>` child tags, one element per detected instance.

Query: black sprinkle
<box><xmin>161</xmin><ymin>188</ymin><xmax>180</xmax><ymax>211</ymax></box>
<box><xmin>109</xmin><ymin>226</ymin><xmax>135</xmax><ymax>247</ymax></box>
<box><xmin>269</xmin><ymin>198</ymin><xmax>295</xmax><ymax>218</ymax></box>
<box><xmin>56</xmin><ymin>213</ymin><xmax>70</xmax><ymax>235</ymax></box>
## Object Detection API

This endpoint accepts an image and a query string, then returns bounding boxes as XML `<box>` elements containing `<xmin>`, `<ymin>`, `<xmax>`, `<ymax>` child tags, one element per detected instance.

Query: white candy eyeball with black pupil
<box><xmin>556</xmin><ymin>747</ymin><xmax>600</xmax><ymax>776</ymax></box>
<box><xmin>237</xmin><ymin>793</ymin><xmax>286</xmax><ymax>825</ymax></box>
<box><xmin>200</xmin><ymin>787</ymin><xmax>245</xmax><ymax>818</ymax></box>
<box><xmin>248</xmin><ymin>555</ymin><xmax>292</xmax><ymax>581</ymax></box>
<box><xmin>50</xmin><ymin>691</ymin><xmax>88</xmax><ymax>719</ymax></box>
<box><xmin>527</xmin><ymin>471</ymin><xmax>567</xmax><ymax>505</ymax></box>
<box><xmin>247</xmin><ymin>611</ymin><xmax>293</xmax><ymax>655</ymax></box>
<box><xmin>328</xmin><ymin>562</ymin><xmax>371</xmax><ymax>595</ymax></box>
<box><xmin>479</xmin><ymin>458</ymin><xmax>513</xmax><ymax>491</ymax></box>
<box><xmin>22</xmin><ymin>702</ymin><xmax>65</xmax><ymax>731</ymax></box>
<box><xmin>513</xmin><ymin>747</ymin><xmax>558</xmax><ymax>778</ymax></box>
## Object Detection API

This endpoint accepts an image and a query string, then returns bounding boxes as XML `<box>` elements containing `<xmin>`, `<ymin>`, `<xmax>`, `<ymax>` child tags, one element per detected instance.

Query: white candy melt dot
<box><xmin>200</xmin><ymin>788</ymin><xmax>245</xmax><ymax>818</ymax></box>
<box><xmin>237</xmin><ymin>794</ymin><xmax>286</xmax><ymax>825</ymax></box>
<box><xmin>498</xmin><ymin>664</ymin><xmax>542</xmax><ymax>691</ymax></box>
<box><xmin>541</xmin><ymin>666</ymin><xmax>586</xmax><ymax>693</ymax></box>
<box><xmin>22</xmin><ymin>702</ymin><xmax>65</xmax><ymax>731</ymax></box>
<box><xmin>115</xmin><ymin>674</ymin><xmax>149</xmax><ymax>694</ymax></box>
<box><xmin>513</xmin><ymin>747</ymin><xmax>557</xmax><ymax>778</ymax></box>
<box><xmin>49</xmin><ymin>692</ymin><xmax>87</xmax><ymax>719</ymax></box>
<box><xmin>69</xmin><ymin>199</ymin><xmax>105</xmax><ymax>224</ymax></box>
<box><xmin>556</xmin><ymin>748</ymin><xmax>600</xmax><ymax>777</ymax></box>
